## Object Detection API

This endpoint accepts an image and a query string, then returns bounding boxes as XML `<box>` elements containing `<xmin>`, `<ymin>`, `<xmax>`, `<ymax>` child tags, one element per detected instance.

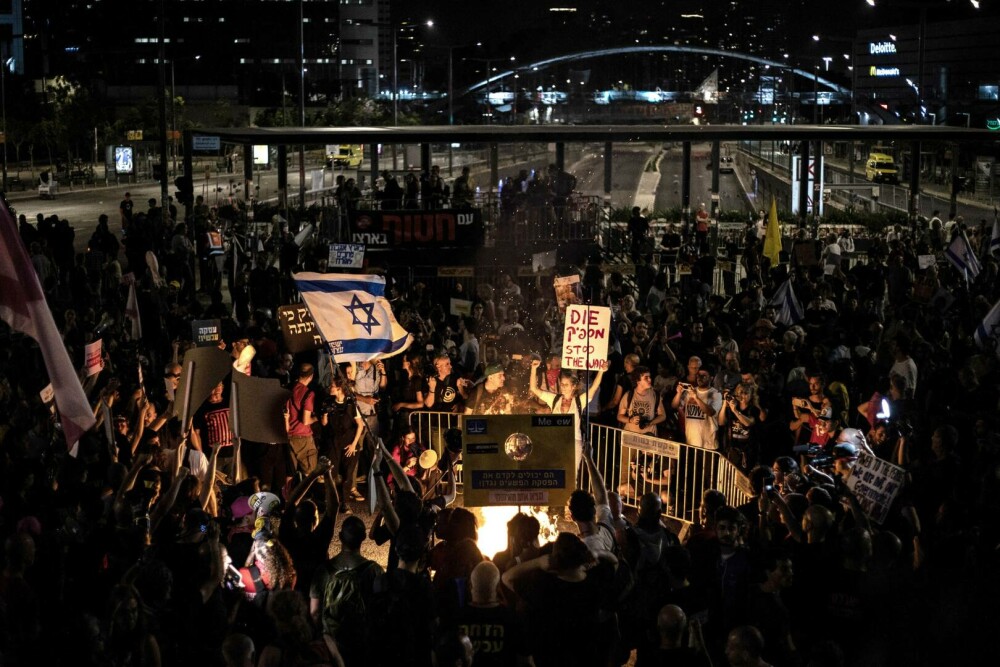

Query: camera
<box><xmin>677</xmin><ymin>382</ymin><xmax>694</xmax><ymax>392</ymax></box>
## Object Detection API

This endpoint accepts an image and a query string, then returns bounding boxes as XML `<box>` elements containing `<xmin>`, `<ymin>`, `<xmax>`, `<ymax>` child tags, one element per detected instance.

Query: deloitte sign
<box><xmin>869</xmin><ymin>41</ymin><xmax>897</xmax><ymax>55</ymax></box>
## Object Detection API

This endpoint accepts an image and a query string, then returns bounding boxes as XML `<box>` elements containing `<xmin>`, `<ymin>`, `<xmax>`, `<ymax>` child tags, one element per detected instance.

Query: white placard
<box><xmin>917</xmin><ymin>254</ymin><xmax>936</xmax><ymax>270</ymax></box>
<box><xmin>327</xmin><ymin>243</ymin><xmax>365</xmax><ymax>269</ymax></box>
<box><xmin>846</xmin><ymin>452</ymin><xmax>906</xmax><ymax>524</ymax></box>
<box><xmin>561</xmin><ymin>304</ymin><xmax>611</xmax><ymax>371</ymax></box>
<box><xmin>84</xmin><ymin>340</ymin><xmax>104</xmax><ymax>377</ymax></box>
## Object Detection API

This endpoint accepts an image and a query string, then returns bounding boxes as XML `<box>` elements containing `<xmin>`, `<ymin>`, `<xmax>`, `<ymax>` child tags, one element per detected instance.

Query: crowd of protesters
<box><xmin>1</xmin><ymin>172</ymin><xmax>999</xmax><ymax>667</ymax></box>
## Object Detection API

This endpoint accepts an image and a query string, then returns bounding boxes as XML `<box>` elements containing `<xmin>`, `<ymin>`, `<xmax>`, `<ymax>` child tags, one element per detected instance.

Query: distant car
<box><xmin>719</xmin><ymin>156</ymin><xmax>735</xmax><ymax>173</ymax></box>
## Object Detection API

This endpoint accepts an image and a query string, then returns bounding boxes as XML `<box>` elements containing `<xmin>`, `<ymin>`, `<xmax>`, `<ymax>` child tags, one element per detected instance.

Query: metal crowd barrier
<box><xmin>409</xmin><ymin>412</ymin><xmax>751</xmax><ymax>522</ymax></box>
<box><xmin>590</xmin><ymin>424</ymin><xmax>751</xmax><ymax>524</ymax></box>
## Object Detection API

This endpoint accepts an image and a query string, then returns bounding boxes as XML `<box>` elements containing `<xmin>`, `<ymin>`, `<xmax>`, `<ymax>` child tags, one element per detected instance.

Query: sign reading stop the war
<box><xmin>561</xmin><ymin>304</ymin><xmax>611</xmax><ymax>371</ymax></box>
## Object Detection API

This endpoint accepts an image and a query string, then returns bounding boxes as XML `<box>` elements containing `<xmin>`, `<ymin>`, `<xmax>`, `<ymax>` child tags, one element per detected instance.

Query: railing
<box><xmin>409</xmin><ymin>411</ymin><xmax>751</xmax><ymax>523</ymax></box>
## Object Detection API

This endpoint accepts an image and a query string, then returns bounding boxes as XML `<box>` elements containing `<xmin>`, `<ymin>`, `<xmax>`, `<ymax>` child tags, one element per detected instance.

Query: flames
<box><xmin>473</xmin><ymin>505</ymin><xmax>560</xmax><ymax>558</ymax></box>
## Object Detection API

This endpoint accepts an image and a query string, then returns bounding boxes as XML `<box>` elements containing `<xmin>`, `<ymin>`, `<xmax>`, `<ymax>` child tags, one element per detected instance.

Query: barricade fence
<box><xmin>409</xmin><ymin>412</ymin><xmax>751</xmax><ymax>523</ymax></box>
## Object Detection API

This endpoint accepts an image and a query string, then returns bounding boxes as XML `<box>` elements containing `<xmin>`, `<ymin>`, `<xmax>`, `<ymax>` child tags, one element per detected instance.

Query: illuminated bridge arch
<box><xmin>462</xmin><ymin>45</ymin><xmax>850</xmax><ymax>97</ymax></box>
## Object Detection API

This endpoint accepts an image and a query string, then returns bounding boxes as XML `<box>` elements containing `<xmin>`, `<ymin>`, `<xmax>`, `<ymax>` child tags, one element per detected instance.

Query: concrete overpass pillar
<box><xmin>798</xmin><ymin>140</ymin><xmax>810</xmax><ymax>227</ymax></box>
<box><xmin>489</xmin><ymin>143</ymin><xmax>499</xmax><ymax>193</ymax></box>
<box><xmin>681</xmin><ymin>142</ymin><xmax>692</xmax><ymax>225</ymax></box>
<box><xmin>369</xmin><ymin>143</ymin><xmax>379</xmax><ymax>188</ymax></box>
<box><xmin>277</xmin><ymin>145</ymin><xmax>288</xmax><ymax>210</ymax></box>
<box><xmin>243</xmin><ymin>145</ymin><xmax>253</xmax><ymax>202</ymax></box>
<box><xmin>604</xmin><ymin>141</ymin><xmax>612</xmax><ymax>199</ymax></box>
<box><xmin>710</xmin><ymin>141</ymin><xmax>721</xmax><ymax>219</ymax></box>
<box><xmin>909</xmin><ymin>140</ymin><xmax>921</xmax><ymax>224</ymax></box>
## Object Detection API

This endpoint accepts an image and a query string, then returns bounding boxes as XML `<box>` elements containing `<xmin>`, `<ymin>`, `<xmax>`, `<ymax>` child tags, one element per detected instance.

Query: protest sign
<box><xmin>561</xmin><ymin>304</ymin><xmax>611</xmax><ymax>371</ymax></box>
<box><xmin>553</xmin><ymin>274</ymin><xmax>581</xmax><ymax>312</ymax></box>
<box><xmin>84</xmin><ymin>340</ymin><xmax>104</xmax><ymax>377</ymax></box>
<box><xmin>192</xmin><ymin>319</ymin><xmax>222</xmax><ymax>347</ymax></box>
<box><xmin>39</xmin><ymin>384</ymin><xmax>56</xmax><ymax>415</ymax></box>
<box><xmin>450</xmin><ymin>298</ymin><xmax>473</xmax><ymax>317</ymax></box>
<box><xmin>532</xmin><ymin>249</ymin><xmax>557</xmax><ymax>273</ymax></box>
<box><xmin>846</xmin><ymin>452</ymin><xmax>906</xmax><ymax>524</ymax></box>
<box><xmin>172</xmin><ymin>346</ymin><xmax>234</xmax><ymax>423</ymax></box>
<box><xmin>917</xmin><ymin>254</ymin><xmax>937</xmax><ymax>270</ymax></box>
<box><xmin>462</xmin><ymin>414</ymin><xmax>575</xmax><ymax>507</ymax></box>
<box><xmin>328</xmin><ymin>243</ymin><xmax>365</xmax><ymax>269</ymax></box>
<box><xmin>230</xmin><ymin>370</ymin><xmax>290</xmax><ymax>444</ymax></box>
<box><xmin>277</xmin><ymin>305</ymin><xmax>325</xmax><ymax>354</ymax></box>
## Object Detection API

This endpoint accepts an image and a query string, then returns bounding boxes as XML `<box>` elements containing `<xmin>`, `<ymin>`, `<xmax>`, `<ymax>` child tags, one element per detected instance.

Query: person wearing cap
<box><xmin>464</xmin><ymin>364</ymin><xmax>510</xmax><ymax>416</ymax></box>
<box><xmin>286</xmin><ymin>364</ymin><xmax>319</xmax><ymax>478</ymax></box>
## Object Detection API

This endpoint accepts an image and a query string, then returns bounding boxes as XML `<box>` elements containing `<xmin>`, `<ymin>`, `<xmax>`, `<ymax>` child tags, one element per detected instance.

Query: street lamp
<box><xmin>169</xmin><ymin>55</ymin><xmax>200</xmax><ymax>176</ymax></box>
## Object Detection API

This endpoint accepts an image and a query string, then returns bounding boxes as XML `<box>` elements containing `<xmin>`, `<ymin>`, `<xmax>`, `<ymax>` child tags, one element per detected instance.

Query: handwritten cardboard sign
<box><xmin>561</xmin><ymin>304</ymin><xmax>611</xmax><ymax>371</ymax></box>
<box><xmin>328</xmin><ymin>243</ymin><xmax>365</xmax><ymax>269</ymax></box>
<box><xmin>846</xmin><ymin>452</ymin><xmax>906</xmax><ymax>524</ymax></box>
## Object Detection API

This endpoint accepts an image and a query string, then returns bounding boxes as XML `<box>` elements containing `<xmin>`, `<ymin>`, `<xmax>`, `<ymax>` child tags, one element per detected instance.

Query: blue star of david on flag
<box><xmin>344</xmin><ymin>294</ymin><xmax>380</xmax><ymax>335</ymax></box>
<box><xmin>293</xmin><ymin>272</ymin><xmax>413</xmax><ymax>362</ymax></box>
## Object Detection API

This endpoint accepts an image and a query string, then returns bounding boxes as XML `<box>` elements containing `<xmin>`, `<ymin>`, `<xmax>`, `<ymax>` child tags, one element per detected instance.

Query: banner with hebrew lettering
<box><xmin>462</xmin><ymin>414</ymin><xmax>575</xmax><ymax>507</ymax></box>
<box><xmin>278</xmin><ymin>304</ymin><xmax>326</xmax><ymax>353</ymax></box>
<box><xmin>348</xmin><ymin>209</ymin><xmax>484</xmax><ymax>248</ymax></box>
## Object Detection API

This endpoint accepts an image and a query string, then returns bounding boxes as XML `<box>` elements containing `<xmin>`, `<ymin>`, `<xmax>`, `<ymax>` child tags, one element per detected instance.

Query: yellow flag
<box><xmin>763</xmin><ymin>196</ymin><xmax>782</xmax><ymax>267</ymax></box>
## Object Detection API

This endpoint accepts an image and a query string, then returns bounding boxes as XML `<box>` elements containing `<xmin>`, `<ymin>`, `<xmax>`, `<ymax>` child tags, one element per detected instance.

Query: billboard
<box><xmin>348</xmin><ymin>209</ymin><xmax>484</xmax><ymax>248</ymax></box>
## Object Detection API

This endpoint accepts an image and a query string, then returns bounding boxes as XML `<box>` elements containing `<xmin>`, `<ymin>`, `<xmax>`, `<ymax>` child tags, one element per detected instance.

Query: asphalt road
<box><xmin>655</xmin><ymin>143</ymin><xmax>748</xmax><ymax>215</ymax></box>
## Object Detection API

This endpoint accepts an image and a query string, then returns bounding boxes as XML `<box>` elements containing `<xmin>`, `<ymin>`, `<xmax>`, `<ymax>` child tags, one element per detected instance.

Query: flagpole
<box><xmin>231</xmin><ymin>379</ymin><xmax>243</xmax><ymax>484</ymax></box>
<box><xmin>177</xmin><ymin>359</ymin><xmax>195</xmax><ymax>473</ymax></box>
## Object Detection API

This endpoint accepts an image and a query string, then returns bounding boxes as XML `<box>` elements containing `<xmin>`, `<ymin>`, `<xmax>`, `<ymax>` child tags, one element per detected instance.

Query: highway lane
<box><xmin>654</xmin><ymin>142</ymin><xmax>750</xmax><ymax>217</ymax></box>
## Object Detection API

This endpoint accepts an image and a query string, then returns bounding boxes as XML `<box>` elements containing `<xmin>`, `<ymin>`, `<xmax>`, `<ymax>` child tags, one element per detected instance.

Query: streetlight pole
<box><xmin>393</xmin><ymin>26</ymin><xmax>398</xmax><ymax>125</ymax></box>
<box><xmin>298</xmin><ymin>0</ymin><xmax>306</xmax><ymax>206</ymax></box>
<box><xmin>170</xmin><ymin>61</ymin><xmax>176</xmax><ymax>176</ymax></box>
<box><xmin>157</xmin><ymin>0</ymin><xmax>169</xmax><ymax>209</ymax></box>
<box><xmin>1</xmin><ymin>55</ymin><xmax>7</xmax><ymax>192</ymax></box>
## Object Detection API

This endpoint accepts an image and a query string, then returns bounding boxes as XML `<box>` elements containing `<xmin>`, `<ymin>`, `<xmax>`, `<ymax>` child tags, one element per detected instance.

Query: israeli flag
<box><xmin>975</xmin><ymin>297</ymin><xmax>1000</xmax><ymax>358</ymax></box>
<box><xmin>991</xmin><ymin>213</ymin><xmax>1000</xmax><ymax>255</ymax></box>
<box><xmin>294</xmin><ymin>273</ymin><xmax>413</xmax><ymax>361</ymax></box>
<box><xmin>945</xmin><ymin>229</ymin><xmax>982</xmax><ymax>282</ymax></box>
<box><xmin>769</xmin><ymin>279</ymin><xmax>803</xmax><ymax>327</ymax></box>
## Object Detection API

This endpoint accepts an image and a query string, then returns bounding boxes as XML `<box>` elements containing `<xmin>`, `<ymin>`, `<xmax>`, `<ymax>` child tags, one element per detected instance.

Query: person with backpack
<box><xmin>285</xmin><ymin>363</ymin><xmax>319</xmax><ymax>476</ymax></box>
<box><xmin>618</xmin><ymin>366</ymin><xmax>667</xmax><ymax>436</ymax></box>
<box><xmin>308</xmin><ymin>515</ymin><xmax>384</xmax><ymax>667</ymax></box>
<box><xmin>529</xmin><ymin>358</ymin><xmax>607</xmax><ymax>474</ymax></box>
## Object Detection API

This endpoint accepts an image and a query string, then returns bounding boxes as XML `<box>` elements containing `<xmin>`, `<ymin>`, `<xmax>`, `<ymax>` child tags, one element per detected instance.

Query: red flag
<box><xmin>0</xmin><ymin>202</ymin><xmax>96</xmax><ymax>449</ymax></box>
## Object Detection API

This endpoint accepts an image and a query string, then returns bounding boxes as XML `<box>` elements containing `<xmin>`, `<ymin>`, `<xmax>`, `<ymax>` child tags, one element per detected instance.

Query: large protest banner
<box><xmin>561</xmin><ymin>304</ymin><xmax>611</xmax><ymax>372</ymax></box>
<box><xmin>846</xmin><ymin>452</ymin><xmax>906</xmax><ymax>524</ymax></box>
<box><xmin>348</xmin><ymin>209</ymin><xmax>484</xmax><ymax>248</ymax></box>
<box><xmin>277</xmin><ymin>305</ymin><xmax>325</xmax><ymax>353</ymax></box>
<box><xmin>462</xmin><ymin>414</ymin><xmax>576</xmax><ymax>507</ymax></box>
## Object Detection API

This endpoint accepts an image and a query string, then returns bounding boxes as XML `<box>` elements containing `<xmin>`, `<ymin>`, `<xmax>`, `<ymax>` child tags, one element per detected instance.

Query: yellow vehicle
<box><xmin>328</xmin><ymin>144</ymin><xmax>364</xmax><ymax>169</ymax></box>
<box><xmin>865</xmin><ymin>152</ymin><xmax>899</xmax><ymax>184</ymax></box>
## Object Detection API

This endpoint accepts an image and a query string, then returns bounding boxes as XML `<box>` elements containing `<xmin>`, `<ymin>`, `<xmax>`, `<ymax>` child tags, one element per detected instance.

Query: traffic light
<box><xmin>174</xmin><ymin>175</ymin><xmax>193</xmax><ymax>207</ymax></box>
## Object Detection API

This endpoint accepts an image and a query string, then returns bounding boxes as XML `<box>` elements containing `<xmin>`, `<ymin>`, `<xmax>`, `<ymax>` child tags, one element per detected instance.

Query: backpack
<box><xmin>320</xmin><ymin>560</ymin><xmax>379</xmax><ymax>637</ymax></box>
